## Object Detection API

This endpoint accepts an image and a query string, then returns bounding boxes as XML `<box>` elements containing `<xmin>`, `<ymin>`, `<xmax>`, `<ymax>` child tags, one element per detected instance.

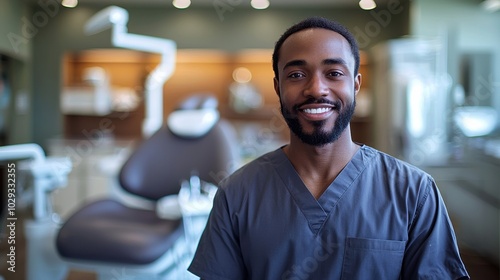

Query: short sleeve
<box><xmin>401</xmin><ymin>177</ymin><xmax>470</xmax><ymax>280</ymax></box>
<box><xmin>188</xmin><ymin>187</ymin><xmax>247</xmax><ymax>280</ymax></box>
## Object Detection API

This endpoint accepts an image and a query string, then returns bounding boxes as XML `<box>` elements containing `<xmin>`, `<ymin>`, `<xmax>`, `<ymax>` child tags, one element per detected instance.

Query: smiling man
<box><xmin>188</xmin><ymin>17</ymin><xmax>469</xmax><ymax>280</ymax></box>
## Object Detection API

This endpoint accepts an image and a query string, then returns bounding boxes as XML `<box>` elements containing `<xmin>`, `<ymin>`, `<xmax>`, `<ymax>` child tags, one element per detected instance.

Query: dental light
<box><xmin>84</xmin><ymin>6</ymin><xmax>177</xmax><ymax>137</ymax></box>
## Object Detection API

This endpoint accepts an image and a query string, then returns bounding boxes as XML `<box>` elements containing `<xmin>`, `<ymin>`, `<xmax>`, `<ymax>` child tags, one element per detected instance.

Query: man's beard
<box><xmin>280</xmin><ymin>98</ymin><xmax>356</xmax><ymax>147</ymax></box>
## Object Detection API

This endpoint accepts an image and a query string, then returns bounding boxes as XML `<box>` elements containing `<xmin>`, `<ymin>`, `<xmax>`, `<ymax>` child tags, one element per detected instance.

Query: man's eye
<box><xmin>288</xmin><ymin>72</ymin><xmax>304</xmax><ymax>78</ymax></box>
<box><xmin>328</xmin><ymin>71</ymin><xmax>343</xmax><ymax>77</ymax></box>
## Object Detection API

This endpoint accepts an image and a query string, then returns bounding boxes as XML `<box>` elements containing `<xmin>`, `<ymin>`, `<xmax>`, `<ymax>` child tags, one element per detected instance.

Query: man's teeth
<box><xmin>303</xmin><ymin>107</ymin><xmax>332</xmax><ymax>114</ymax></box>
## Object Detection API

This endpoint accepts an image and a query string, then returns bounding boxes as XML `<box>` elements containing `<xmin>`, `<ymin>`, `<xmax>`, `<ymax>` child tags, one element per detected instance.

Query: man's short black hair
<box><xmin>272</xmin><ymin>17</ymin><xmax>360</xmax><ymax>80</ymax></box>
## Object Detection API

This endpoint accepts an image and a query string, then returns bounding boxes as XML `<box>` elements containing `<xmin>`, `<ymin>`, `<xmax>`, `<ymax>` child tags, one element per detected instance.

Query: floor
<box><xmin>1</xmin><ymin>208</ymin><xmax>499</xmax><ymax>280</ymax></box>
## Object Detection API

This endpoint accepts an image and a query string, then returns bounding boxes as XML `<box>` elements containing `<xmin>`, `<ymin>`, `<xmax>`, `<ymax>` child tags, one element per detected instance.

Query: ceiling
<box><xmin>61</xmin><ymin>0</ymin><xmax>390</xmax><ymax>8</ymax></box>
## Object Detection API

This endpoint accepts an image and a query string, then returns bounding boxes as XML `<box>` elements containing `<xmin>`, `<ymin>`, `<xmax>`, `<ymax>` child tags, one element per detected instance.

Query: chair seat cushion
<box><xmin>56</xmin><ymin>199</ymin><xmax>183</xmax><ymax>265</ymax></box>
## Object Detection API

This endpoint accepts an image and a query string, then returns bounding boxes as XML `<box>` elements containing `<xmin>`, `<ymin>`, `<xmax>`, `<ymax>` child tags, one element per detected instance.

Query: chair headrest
<box><xmin>176</xmin><ymin>94</ymin><xmax>218</xmax><ymax>110</ymax></box>
<box><xmin>167</xmin><ymin>95</ymin><xmax>220</xmax><ymax>138</ymax></box>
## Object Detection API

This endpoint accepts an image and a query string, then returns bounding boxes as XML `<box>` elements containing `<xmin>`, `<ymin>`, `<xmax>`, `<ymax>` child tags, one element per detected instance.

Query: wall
<box><xmin>0</xmin><ymin>0</ymin><xmax>33</xmax><ymax>144</ymax></box>
<box><xmin>29</xmin><ymin>2</ymin><xmax>411</xmax><ymax>148</ymax></box>
<box><xmin>0</xmin><ymin>0</ymin><xmax>32</xmax><ymax>59</ymax></box>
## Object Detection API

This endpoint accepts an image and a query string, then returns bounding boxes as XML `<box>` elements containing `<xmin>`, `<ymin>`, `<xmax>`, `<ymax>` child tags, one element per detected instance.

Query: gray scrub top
<box><xmin>189</xmin><ymin>145</ymin><xmax>469</xmax><ymax>280</ymax></box>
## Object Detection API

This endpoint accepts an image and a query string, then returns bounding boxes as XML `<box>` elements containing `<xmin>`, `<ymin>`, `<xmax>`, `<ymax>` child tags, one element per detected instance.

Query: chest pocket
<box><xmin>341</xmin><ymin>237</ymin><xmax>406</xmax><ymax>280</ymax></box>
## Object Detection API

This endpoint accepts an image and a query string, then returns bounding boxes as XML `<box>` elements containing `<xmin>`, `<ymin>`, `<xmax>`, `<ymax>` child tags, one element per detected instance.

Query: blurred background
<box><xmin>0</xmin><ymin>0</ymin><xmax>499</xmax><ymax>279</ymax></box>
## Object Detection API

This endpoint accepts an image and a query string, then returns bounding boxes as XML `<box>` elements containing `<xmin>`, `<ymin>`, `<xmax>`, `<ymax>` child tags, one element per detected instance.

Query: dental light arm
<box><xmin>84</xmin><ymin>6</ymin><xmax>177</xmax><ymax>137</ymax></box>
<box><xmin>0</xmin><ymin>144</ymin><xmax>72</xmax><ymax>220</ymax></box>
<box><xmin>84</xmin><ymin>5</ymin><xmax>129</xmax><ymax>36</ymax></box>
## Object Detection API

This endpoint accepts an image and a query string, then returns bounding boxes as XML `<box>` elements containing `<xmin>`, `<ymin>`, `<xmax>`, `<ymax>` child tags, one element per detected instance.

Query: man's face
<box><xmin>274</xmin><ymin>28</ymin><xmax>361</xmax><ymax>146</ymax></box>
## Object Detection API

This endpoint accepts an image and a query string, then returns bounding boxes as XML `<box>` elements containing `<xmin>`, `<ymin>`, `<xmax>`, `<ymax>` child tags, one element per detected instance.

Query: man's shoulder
<box><xmin>220</xmin><ymin>148</ymin><xmax>283</xmax><ymax>188</ymax></box>
<box><xmin>361</xmin><ymin>145</ymin><xmax>432</xmax><ymax>179</ymax></box>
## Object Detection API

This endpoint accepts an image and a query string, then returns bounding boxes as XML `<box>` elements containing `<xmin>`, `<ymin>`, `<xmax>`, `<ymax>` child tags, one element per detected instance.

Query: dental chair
<box><xmin>54</xmin><ymin>94</ymin><xmax>240</xmax><ymax>279</ymax></box>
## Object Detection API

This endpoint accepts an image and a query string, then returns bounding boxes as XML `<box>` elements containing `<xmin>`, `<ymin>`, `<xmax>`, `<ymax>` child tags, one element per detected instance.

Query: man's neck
<box><xmin>283</xmin><ymin>131</ymin><xmax>360</xmax><ymax>199</ymax></box>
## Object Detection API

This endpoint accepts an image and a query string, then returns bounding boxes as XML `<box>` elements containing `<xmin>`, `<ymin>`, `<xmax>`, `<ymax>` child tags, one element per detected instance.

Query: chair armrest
<box><xmin>156</xmin><ymin>194</ymin><xmax>182</xmax><ymax>220</ymax></box>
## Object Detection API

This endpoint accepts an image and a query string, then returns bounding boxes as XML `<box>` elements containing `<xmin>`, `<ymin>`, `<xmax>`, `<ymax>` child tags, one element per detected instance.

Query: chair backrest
<box><xmin>118</xmin><ymin>94</ymin><xmax>239</xmax><ymax>201</ymax></box>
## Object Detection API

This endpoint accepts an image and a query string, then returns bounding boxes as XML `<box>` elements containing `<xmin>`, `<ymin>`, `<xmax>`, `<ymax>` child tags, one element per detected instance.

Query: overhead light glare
<box><xmin>173</xmin><ymin>0</ymin><xmax>191</xmax><ymax>9</ymax></box>
<box><xmin>482</xmin><ymin>0</ymin><xmax>500</xmax><ymax>12</ymax></box>
<box><xmin>61</xmin><ymin>0</ymin><xmax>78</xmax><ymax>8</ymax></box>
<box><xmin>359</xmin><ymin>0</ymin><xmax>376</xmax><ymax>10</ymax></box>
<box><xmin>251</xmin><ymin>0</ymin><xmax>270</xmax><ymax>9</ymax></box>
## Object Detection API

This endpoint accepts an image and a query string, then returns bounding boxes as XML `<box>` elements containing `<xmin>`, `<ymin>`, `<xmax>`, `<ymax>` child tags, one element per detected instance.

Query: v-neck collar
<box><xmin>272</xmin><ymin>145</ymin><xmax>374</xmax><ymax>235</ymax></box>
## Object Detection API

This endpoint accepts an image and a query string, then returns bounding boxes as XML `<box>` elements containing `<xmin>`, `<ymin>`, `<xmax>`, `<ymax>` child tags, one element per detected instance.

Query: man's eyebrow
<box><xmin>282</xmin><ymin>59</ymin><xmax>306</xmax><ymax>71</ymax></box>
<box><xmin>323</xmin><ymin>58</ymin><xmax>348</xmax><ymax>66</ymax></box>
<box><xmin>282</xmin><ymin>58</ymin><xmax>348</xmax><ymax>71</ymax></box>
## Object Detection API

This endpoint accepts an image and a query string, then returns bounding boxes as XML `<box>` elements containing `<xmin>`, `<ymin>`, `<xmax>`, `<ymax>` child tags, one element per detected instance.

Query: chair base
<box><xmin>24</xmin><ymin>218</ymin><xmax>197</xmax><ymax>280</ymax></box>
<box><xmin>24</xmin><ymin>219</ymin><xmax>68</xmax><ymax>280</ymax></box>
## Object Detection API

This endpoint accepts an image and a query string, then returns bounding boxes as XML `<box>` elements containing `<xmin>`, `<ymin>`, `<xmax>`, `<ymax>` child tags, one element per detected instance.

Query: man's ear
<box><xmin>273</xmin><ymin>77</ymin><xmax>280</xmax><ymax>97</ymax></box>
<box><xmin>354</xmin><ymin>73</ymin><xmax>362</xmax><ymax>95</ymax></box>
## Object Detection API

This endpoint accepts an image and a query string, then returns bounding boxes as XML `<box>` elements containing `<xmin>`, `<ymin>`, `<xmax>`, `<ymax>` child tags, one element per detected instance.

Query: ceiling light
<box><xmin>251</xmin><ymin>0</ymin><xmax>270</xmax><ymax>10</ymax></box>
<box><xmin>173</xmin><ymin>0</ymin><xmax>191</xmax><ymax>9</ymax></box>
<box><xmin>61</xmin><ymin>0</ymin><xmax>78</xmax><ymax>8</ymax></box>
<box><xmin>359</xmin><ymin>0</ymin><xmax>376</xmax><ymax>10</ymax></box>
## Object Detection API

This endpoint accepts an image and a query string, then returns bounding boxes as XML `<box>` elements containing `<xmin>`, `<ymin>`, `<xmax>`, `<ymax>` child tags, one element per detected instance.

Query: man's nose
<box><xmin>304</xmin><ymin>74</ymin><xmax>329</xmax><ymax>98</ymax></box>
